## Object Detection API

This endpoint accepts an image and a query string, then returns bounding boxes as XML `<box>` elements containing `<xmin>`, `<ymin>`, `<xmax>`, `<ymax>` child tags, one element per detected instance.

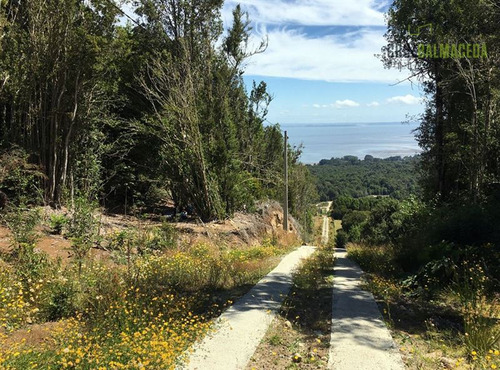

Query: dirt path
<box><xmin>328</xmin><ymin>249</ymin><xmax>405</xmax><ymax>370</ymax></box>
<box><xmin>182</xmin><ymin>245</ymin><xmax>316</xmax><ymax>370</ymax></box>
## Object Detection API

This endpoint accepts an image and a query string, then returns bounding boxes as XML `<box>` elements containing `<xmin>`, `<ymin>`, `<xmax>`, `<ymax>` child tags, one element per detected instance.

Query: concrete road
<box><xmin>182</xmin><ymin>245</ymin><xmax>316</xmax><ymax>370</ymax></box>
<box><xmin>328</xmin><ymin>249</ymin><xmax>405</xmax><ymax>370</ymax></box>
<box><xmin>321</xmin><ymin>216</ymin><xmax>330</xmax><ymax>245</ymax></box>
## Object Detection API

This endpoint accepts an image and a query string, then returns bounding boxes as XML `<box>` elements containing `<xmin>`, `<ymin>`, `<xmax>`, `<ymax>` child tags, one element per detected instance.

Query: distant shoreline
<box><xmin>271</xmin><ymin>121</ymin><xmax>420</xmax><ymax>127</ymax></box>
<box><xmin>281</xmin><ymin>122</ymin><xmax>421</xmax><ymax>164</ymax></box>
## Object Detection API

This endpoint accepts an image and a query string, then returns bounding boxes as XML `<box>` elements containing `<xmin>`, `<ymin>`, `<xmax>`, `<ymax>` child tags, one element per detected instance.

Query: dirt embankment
<box><xmin>0</xmin><ymin>201</ymin><xmax>301</xmax><ymax>263</ymax></box>
<box><xmin>172</xmin><ymin>201</ymin><xmax>301</xmax><ymax>247</ymax></box>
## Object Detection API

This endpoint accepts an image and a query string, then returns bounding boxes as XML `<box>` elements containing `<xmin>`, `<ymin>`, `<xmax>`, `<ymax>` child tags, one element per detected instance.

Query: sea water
<box><xmin>280</xmin><ymin>122</ymin><xmax>421</xmax><ymax>164</ymax></box>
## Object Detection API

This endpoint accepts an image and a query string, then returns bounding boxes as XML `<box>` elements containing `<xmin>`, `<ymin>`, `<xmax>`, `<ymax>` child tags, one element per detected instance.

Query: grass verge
<box><xmin>0</xmin><ymin>219</ymin><xmax>301</xmax><ymax>369</ymax></box>
<box><xmin>347</xmin><ymin>243</ymin><xmax>500</xmax><ymax>370</ymax></box>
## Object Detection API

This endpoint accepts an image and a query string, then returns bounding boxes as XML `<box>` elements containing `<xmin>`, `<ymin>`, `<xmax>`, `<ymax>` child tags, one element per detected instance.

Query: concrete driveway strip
<box><xmin>182</xmin><ymin>245</ymin><xmax>316</xmax><ymax>370</ymax></box>
<box><xmin>328</xmin><ymin>249</ymin><xmax>405</xmax><ymax>370</ymax></box>
<box><xmin>321</xmin><ymin>216</ymin><xmax>329</xmax><ymax>245</ymax></box>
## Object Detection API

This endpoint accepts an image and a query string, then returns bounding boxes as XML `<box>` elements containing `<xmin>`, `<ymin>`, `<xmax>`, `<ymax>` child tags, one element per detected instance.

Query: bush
<box><xmin>13</xmin><ymin>244</ymin><xmax>52</xmax><ymax>284</ymax></box>
<box><xmin>0</xmin><ymin>262</ymin><xmax>42</xmax><ymax>331</ymax></box>
<box><xmin>67</xmin><ymin>197</ymin><xmax>99</xmax><ymax>277</ymax></box>
<box><xmin>42</xmin><ymin>278</ymin><xmax>79</xmax><ymax>321</ymax></box>
<box><xmin>49</xmin><ymin>214</ymin><xmax>68</xmax><ymax>235</ymax></box>
<box><xmin>0</xmin><ymin>147</ymin><xmax>44</xmax><ymax>205</ymax></box>
<box><xmin>3</xmin><ymin>205</ymin><xmax>40</xmax><ymax>249</ymax></box>
<box><xmin>335</xmin><ymin>230</ymin><xmax>348</xmax><ymax>249</ymax></box>
<box><xmin>347</xmin><ymin>244</ymin><xmax>400</xmax><ymax>277</ymax></box>
<box><xmin>452</xmin><ymin>261</ymin><xmax>500</xmax><ymax>357</ymax></box>
<box><xmin>136</xmin><ymin>222</ymin><xmax>178</xmax><ymax>255</ymax></box>
<box><xmin>293</xmin><ymin>247</ymin><xmax>334</xmax><ymax>291</ymax></box>
<box><xmin>342</xmin><ymin>210</ymin><xmax>369</xmax><ymax>233</ymax></box>
<box><xmin>107</xmin><ymin>230</ymin><xmax>130</xmax><ymax>251</ymax></box>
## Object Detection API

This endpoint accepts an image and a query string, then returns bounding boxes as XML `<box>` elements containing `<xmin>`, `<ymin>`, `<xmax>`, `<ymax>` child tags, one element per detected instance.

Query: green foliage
<box><xmin>335</xmin><ymin>230</ymin><xmax>348</xmax><ymax>249</ymax></box>
<box><xmin>2</xmin><ymin>205</ymin><xmax>40</xmax><ymax>249</ymax></box>
<box><xmin>0</xmin><ymin>0</ymin><xmax>316</xmax><ymax>235</ymax></box>
<box><xmin>0</xmin><ymin>148</ymin><xmax>44</xmax><ymax>205</ymax></box>
<box><xmin>107</xmin><ymin>230</ymin><xmax>130</xmax><ymax>251</ymax></box>
<box><xmin>42</xmin><ymin>277</ymin><xmax>79</xmax><ymax>321</ymax></box>
<box><xmin>292</xmin><ymin>246</ymin><xmax>334</xmax><ymax>291</ymax></box>
<box><xmin>450</xmin><ymin>261</ymin><xmax>500</xmax><ymax>356</ymax></box>
<box><xmin>347</xmin><ymin>245</ymin><xmax>400</xmax><ymax>278</ymax></box>
<box><xmin>330</xmin><ymin>195</ymin><xmax>395</xmax><ymax>220</ymax></box>
<box><xmin>342</xmin><ymin>211</ymin><xmax>370</xmax><ymax>234</ymax></box>
<box><xmin>384</xmin><ymin>0</ymin><xmax>500</xmax><ymax>204</ymax></box>
<box><xmin>48</xmin><ymin>214</ymin><xmax>68</xmax><ymax>235</ymax></box>
<box><xmin>12</xmin><ymin>244</ymin><xmax>51</xmax><ymax>285</ymax></box>
<box><xmin>310</xmin><ymin>155</ymin><xmax>420</xmax><ymax>201</ymax></box>
<box><xmin>288</xmin><ymin>164</ymin><xmax>319</xmax><ymax>240</ymax></box>
<box><xmin>0</xmin><ymin>0</ymin><xmax>121</xmax><ymax>205</ymax></box>
<box><xmin>135</xmin><ymin>222</ymin><xmax>178</xmax><ymax>255</ymax></box>
<box><xmin>130</xmin><ymin>241</ymin><xmax>290</xmax><ymax>294</ymax></box>
<box><xmin>67</xmin><ymin>197</ymin><xmax>99</xmax><ymax>276</ymax></box>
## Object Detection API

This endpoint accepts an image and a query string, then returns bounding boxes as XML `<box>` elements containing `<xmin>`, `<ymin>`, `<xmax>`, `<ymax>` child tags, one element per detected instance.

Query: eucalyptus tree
<box><xmin>383</xmin><ymin>0</ymin><xmax>500</xmax><ymax>203</ymax></box>
<box><xmin>0</xmin><ymin>0</ymin><xmax>121</xmax><ymax>204</ymax></box>
<box><xmin>136</xmin><ymin>1</ymin><xmax>275</xmax><ymax>220</ymax></box>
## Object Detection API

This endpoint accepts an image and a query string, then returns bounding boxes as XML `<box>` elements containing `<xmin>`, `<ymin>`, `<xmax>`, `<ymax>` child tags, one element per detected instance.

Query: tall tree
<box><xmin>383</xmin><ymin>0</ymin><xmax>500</xmax><ymax>203</ymax></box>
<box><xmin>0</xmin><ymin>0</ymin><xmax>120</xmax><ymax>204</ymax></box>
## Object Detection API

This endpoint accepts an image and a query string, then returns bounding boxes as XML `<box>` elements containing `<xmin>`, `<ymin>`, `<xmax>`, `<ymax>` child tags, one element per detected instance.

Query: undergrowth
<box><xmin>0</xmin><ymin>207</ymin><xmax>301</xmax><ymax>369</ymax></box>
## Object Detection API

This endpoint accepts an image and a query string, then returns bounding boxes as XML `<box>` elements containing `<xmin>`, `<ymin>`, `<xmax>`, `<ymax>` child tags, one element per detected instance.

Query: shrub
<box><xmin>67</xmin><ymin>197</ymin><xmax>99</xmax><ymax>277</ymax></box>
<box><xmin>13</xmin><ymin>244</ymin><xmax>52</xmax><ymax>284</ymax></box>
<box><xmin>452</xmin><ymin>261</ymin><xmax>500</xmax><ymax>357</ymax></box>
<box><xmin>347</xmin><ymin>244</ymin><xmax>400</xmax><ymax>277</ymax></box>
<box><xmin>293</xmin><ymin>248</ymin><xmax>334</xmax><ymax>291</ymax></box>
<box><xmin>335</xmin><ymin>230</ymin><xmax>348</xmax><ymax>249</ymax></box>
<box><xmin>136</xmin><ymin>222</ymin><xmax>178</xmax><ymax>255</ymax></box>
<box><xmin>107</xmin><ymin>230</ymin><xmax>130</xmax><ymax>251</ymax></box>
<box><xmin>49</xmin><ymin>214</ymin><xmax>68</xmax><ymax>235</ymax></box>
<box><xmin>42</xmin><ymin>278</ymin><xmax>79</xmax><ymax>321</ymax></box>
<box><xmin>0</xmin><ymin>147</ymin><xmax>45</xmax><ymax>205</ymax></box>
<box><xmin>155</xmin><ymin>222</ymin><xmax>178</xmax><ymax>250</ymax></box>
<box><xmin>0</xmin><ymin>262</ymin><xmax>43</xmax><ymax>331</ymax></box>
<box><xmin>342</xmin><ymin>210</ymin><xmax>369</xmax><ymax>233</ymax></box>
<box><xmin>3</xmin><ymin>205</ymin><xmax>40</xmax><ymax>249</ymax></box>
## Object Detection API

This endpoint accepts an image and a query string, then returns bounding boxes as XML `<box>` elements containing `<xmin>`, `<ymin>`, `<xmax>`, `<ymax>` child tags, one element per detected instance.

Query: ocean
<box><xmin>280</xmin><ymin>122</ymin><xmax>421</xmax><ymax>164</ymax></box>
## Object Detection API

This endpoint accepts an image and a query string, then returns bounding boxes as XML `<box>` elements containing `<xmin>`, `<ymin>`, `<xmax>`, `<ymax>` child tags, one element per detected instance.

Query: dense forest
<box><xmin>309</xmin><ymin>155</ymin><xmax>420</xmax><ymax>201</ymax></box>
<box><xmin>0</xmin><ymin>0</ymin><xmax>316</xmax><ymax>226</ymax></box>
<box><xmin>331</xmin><ymin>0</ymin><xmax>500</xmax><ymax>269</ymax></box>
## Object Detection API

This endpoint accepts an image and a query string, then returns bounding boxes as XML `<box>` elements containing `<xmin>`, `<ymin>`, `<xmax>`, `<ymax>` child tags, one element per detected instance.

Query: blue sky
<box><xmin>222</xmin><ymin>0</ymin><xmax>426</xmax><ymax>124</ymax></box>
<box><xmin>121</xmin><ymin>0</ymin><xmax>426</xmax><ymax>124</ymax></box>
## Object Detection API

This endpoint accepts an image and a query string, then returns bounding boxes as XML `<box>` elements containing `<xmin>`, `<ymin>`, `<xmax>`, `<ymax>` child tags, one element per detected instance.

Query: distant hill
<box><xmin>308</xmin><ymin>155</ymin><xmax>421</xmax><ymax>201</ymax></box>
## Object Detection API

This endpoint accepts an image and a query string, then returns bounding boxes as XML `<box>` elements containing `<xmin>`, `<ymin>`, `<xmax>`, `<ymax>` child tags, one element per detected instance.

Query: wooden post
<box><xmin>284</xmin><ymin>131</ymin><xmax>289</xmax><ymax>232</ymax></box>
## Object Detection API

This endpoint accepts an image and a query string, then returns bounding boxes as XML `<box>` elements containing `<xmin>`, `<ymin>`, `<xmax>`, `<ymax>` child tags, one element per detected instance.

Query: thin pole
<box><xmin>284</xmin><ymin>131</ymin><xmax>289</xmax><ymax>232</ymax></box>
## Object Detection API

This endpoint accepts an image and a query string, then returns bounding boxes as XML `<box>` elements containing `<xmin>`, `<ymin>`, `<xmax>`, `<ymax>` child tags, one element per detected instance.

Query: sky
<box><xmin>221</xmin><ymin>0</ymin><xmax>426</xmax><ymax>124</ymax></box>
<box><xmin>121</xmin><ymin>0</ymin><xmax>426</xmax><ymax>125</ymax></box>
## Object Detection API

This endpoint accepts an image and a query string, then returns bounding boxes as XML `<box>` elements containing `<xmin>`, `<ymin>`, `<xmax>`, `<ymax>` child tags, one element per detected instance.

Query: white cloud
<box><xmin>367</xmin><ymin>101</ymin><xmax>380</xmax><ymax>107</ymax></box>
<box><xmin>241</xmin><ymin>27</ymin><xmax>409</xmax><ymax>83</ymax></box>
<box><xmin>223</xmin><ymin>0</ymin><xmax>385</xmax><ymax>26</ymax></box>
<box><xmin>312</xmin><ymin>100</ymin><xmax>360</xmax><ymax>108</ymax></box>
<box><xmin>334</xmin><ymin>99</ymin><xmax>360</xmax><ymax>108</ymax></box>
<box><xmin>221</xmin><ymin>1</ymin><xmax>410</xmax><ymax>83</ymax></box>
<box><xmin>387</xmin><ymin>94</ymin><xmax>422</xmax><ymax>105</ymax></box>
